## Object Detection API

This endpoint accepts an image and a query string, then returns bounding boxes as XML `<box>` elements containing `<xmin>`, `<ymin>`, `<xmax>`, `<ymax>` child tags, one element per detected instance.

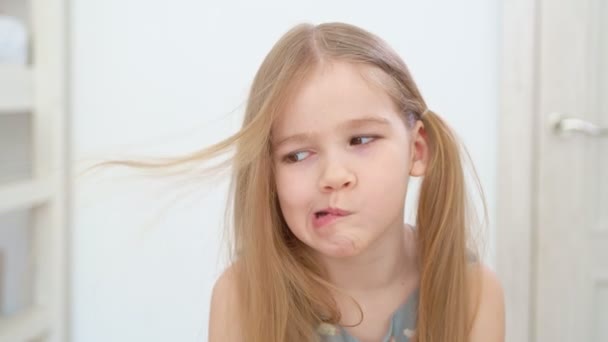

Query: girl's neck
<box><xmin>317</xmin><ymin>221</ymin><xmax>418</xmax><ymax>294</ymax></box>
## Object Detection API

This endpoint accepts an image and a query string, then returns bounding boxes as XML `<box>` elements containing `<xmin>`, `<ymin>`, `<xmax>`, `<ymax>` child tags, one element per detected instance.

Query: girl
<box><xmin>101</xmin><ymin>22</ymin><xmax>504</xmax><ymax>341</ymax></box>
<box><xmin>206</xmin><ymin>22</ymin><xmax>504</xmax><ymax>342</ymax></box>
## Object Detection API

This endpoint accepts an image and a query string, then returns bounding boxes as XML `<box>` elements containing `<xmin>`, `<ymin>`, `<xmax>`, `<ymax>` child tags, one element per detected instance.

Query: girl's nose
<box><xmin>318</xmin><ymin>158</ymin><xmax>357</xmax><ymax>192</ymax></box>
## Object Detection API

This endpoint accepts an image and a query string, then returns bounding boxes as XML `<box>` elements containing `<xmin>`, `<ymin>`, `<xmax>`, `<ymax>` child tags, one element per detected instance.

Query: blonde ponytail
<box><xmin>414</xmin><ymin>109</ymin><xmax>480</xmax><ymax>342</ymax></box>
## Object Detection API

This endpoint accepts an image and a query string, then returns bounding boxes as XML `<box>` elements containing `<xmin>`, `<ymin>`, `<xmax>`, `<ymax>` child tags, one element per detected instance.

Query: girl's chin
<box><xmin>315</xmin><ymin>238</ymin><xmax>366</xmax><ymax>259</ymax></box>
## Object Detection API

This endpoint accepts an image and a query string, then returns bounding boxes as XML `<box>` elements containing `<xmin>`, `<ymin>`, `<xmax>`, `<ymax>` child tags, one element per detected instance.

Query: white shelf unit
<box><xmin>0</xmin><ymin>65</ymin><xmax>33</xmax><ymax>113</ymax></box>
<box><xmin>0</xmin><ymin>0</ymin><xmax>68</xmax><ymax>341</ymax></box>
<box><xmin>0</xmin><ymin>178</ymin><xmax>54</xmax><ymax>213</ymax></box>
<box><xmin>0</xmin><ymin>306</ymin><xmax>51</xmax><ymax>341</ymax></box>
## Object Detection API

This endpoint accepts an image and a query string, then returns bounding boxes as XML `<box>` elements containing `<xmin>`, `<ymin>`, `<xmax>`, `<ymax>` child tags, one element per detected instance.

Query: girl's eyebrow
<box><xmin>271</xmin><ymin>115</ymin><xmax>390</xmax><ymax>148</ymax></box>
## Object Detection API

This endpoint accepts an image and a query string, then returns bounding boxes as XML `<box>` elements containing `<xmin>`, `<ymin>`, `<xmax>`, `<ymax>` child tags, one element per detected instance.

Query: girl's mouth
<box><xmin>312</xmin><ymin>211</ymin><xmax>351</xmax><ymax>229</ymax></box>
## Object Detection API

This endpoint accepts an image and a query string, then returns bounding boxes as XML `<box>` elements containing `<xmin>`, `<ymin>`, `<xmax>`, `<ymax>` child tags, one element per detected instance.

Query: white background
<box><xmin>70</xmin><ymin>1</ymin><xmax>499</xmax><ymax>340</ymax></box>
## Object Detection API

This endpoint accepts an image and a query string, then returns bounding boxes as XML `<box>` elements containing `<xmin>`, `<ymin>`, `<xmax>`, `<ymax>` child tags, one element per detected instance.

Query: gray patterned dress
<box><xmin>317</xmin><ymin>288</ymin><xmax>419</xmax><ymax>342</ymax></box>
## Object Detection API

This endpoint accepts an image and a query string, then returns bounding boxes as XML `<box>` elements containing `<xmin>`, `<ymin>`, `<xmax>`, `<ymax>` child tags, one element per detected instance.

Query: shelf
<box><xmin>0</xmin><ymin>65</ymin><xmax>33</xmax><ymax>114</ymax></box>
<box><xmin>0</xmin><ymin>178</ymin><xmax>53</xmax><ymax>214</ymax></box>
<box><xmin>0</xmin><ymin>306</ymin><xmax>50</xmax><ymax>341</ymax></box>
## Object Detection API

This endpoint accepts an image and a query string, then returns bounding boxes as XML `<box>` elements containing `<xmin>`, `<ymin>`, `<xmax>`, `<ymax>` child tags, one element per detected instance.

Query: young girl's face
<box><xmin>271</xmin><ymin>61</ymin><xmax>425</xmax><ymax>259</ymax></box>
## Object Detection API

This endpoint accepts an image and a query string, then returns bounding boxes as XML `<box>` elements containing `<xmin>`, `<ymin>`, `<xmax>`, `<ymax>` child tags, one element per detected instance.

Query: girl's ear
<box><xmin>409</xmin><ymin>120</ymin><xmax>429</xmax><ymax>177</ymax></box>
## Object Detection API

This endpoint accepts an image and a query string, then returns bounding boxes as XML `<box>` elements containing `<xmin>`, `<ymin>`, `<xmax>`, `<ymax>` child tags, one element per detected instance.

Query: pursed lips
<box><xmin>312</xmin><ymin>207</ymin><xmax>353</xmax><ymax>228</ymax></box>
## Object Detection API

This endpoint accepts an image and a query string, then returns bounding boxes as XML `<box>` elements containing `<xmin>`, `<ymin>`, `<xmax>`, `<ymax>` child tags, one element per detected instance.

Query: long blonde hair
<box><xmin>89</xmin><ymin>22</ymin><xmax>485</xmax><ymax>342</ymax></box>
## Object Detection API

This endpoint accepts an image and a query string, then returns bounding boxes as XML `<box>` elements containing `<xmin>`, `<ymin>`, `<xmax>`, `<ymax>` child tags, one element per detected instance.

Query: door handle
<box><xmin>550</xmin><ymin>112</ymin><xmax>608</xmax><ymax>137</ymax></box>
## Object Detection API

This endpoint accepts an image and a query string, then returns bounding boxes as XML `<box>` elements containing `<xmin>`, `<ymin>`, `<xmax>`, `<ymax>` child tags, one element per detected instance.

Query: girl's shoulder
<box><xmin>209</xmin><ymin>264</ymin><xmax>242</xmax><ymax>342</ymax></box>
<box><xmin>467</xmin><ymin>262</ymin><xmax>505</xmax><ymax>342</ymax></box>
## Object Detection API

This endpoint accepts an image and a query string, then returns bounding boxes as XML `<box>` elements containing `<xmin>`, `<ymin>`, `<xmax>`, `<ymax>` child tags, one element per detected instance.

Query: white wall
<box><xmin>70</xmin><ymin>1</ymin><xmax>499</xmax><ymax>341</ymax></box>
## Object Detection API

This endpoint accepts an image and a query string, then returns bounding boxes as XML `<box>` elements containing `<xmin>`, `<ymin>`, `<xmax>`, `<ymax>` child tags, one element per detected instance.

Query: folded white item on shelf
<box><xmin>0</xmin><ymin>15</ymin><xmax>28</xmax><ymax>64</ymax></box>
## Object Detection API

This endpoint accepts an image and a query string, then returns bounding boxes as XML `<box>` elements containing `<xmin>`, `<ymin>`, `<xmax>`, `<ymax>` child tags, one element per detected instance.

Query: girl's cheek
<box><xmin>276</xmin><ymin>172</ymin><xmax>304</xmax><ymax>194</ymax></box>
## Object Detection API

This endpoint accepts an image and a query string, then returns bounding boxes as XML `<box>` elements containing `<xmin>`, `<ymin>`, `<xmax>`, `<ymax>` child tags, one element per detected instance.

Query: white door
<box><xmin>536</xmin><ymin>0</ymin><xmax>608</xmax><ymax>340</ymax></box>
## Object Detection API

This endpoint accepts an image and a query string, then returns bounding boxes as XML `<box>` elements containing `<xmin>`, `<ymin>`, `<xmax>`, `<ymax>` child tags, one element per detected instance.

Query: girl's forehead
<box><xmin>272</xmin><ymin>62</ymin><xmax>398</xmax><ymax>132</ymax></box>
<box><xmin>271</xmin><ymin>113</ymin><xmax>394</xmax><ymax>150</ymax></box>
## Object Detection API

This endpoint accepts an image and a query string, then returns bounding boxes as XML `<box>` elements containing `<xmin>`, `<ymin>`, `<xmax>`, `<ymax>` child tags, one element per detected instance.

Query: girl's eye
<box><xmin>283</xmin><ymin>150</ymin><xmax>309</xmax><ymax>164</ymax></box>
<box><xmin>350</xmin><ymin>135</ymin><xmax>376</xmax><ymax>145</ymax></box>
<box><xmin>281</xmin><ymin>136</ymin><xmax>378</xmax><ymax>164</ymax></box>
